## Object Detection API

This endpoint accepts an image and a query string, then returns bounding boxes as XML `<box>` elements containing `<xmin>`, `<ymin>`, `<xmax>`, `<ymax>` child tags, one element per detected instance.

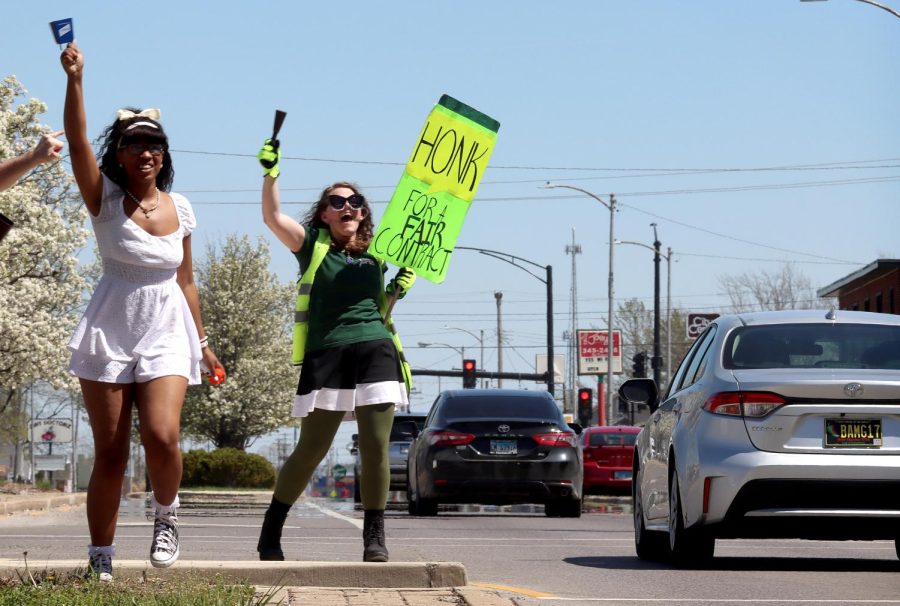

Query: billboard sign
<box><xmin>577</xmin><ymin>329</ymin><xmax>622</xmax><ymax>375</ymax></box>
<box><xmin>687</xmin><ymin>313</ymin><xmax>719</xmax><ymax>340</ymax></box>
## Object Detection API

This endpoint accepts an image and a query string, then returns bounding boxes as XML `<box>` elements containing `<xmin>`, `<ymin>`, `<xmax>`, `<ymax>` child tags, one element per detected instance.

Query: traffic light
<box><xmin>462</xmin><ymin>359</ymin><xmax>477</xmax><ymax>388</ymax></box>
<box><xmin>632</xmin><ymin>351</ymin><xmax>646</xmax><ymax>378</ymax></box>
<box><xmin>577</xmin><ymin>388</ymin><xmax>593</xmax><ymax>427</ymax></box>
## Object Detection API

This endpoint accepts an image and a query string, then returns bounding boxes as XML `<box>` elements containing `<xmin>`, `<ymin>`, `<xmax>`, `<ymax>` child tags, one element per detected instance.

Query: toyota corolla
<box><xmin>620</xmin><ymin>309</ymin><xmax>900</xmax><ymax>566</ymax></box>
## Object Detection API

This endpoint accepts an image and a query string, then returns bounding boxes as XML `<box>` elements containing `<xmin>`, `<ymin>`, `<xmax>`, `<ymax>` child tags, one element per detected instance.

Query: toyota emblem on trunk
<box><xmin>498</xmin><ymin>424</ymin><xmax>510</xmax><ymax>433</ymax></box>
<box><xmin>844</xmin><ymin>382</ymin><xmax>864</xmax><ymax>398</ymax></box>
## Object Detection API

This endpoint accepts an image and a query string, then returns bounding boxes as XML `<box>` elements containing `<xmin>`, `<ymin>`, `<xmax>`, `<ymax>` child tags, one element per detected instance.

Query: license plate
<box><xmin>613</xmin><ymin>470</ymin><xmax>632</xmax><ymax>480</ymax></box>
<box><xmin>490</xmin><ymin>440</ymin><xmax>517</xmax><ymax>455</ymax></box>
<box><xmin>824</xmin><ymin>418</ymin><xmax>882</xmax><ymax>448</ymax></box>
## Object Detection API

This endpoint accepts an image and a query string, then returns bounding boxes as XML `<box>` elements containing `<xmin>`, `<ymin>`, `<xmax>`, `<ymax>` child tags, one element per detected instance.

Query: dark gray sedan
<box><xmin>407</xmin><ymin>389</ymin><xmax>583</xmax><ymax>517</ymax></box>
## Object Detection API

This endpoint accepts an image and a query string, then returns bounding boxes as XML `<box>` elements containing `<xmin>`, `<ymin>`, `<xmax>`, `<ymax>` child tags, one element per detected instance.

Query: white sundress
<box><xmin>68</xmin><ymin>175</ymin><xmax>202</xmax><ymax>384</ymax></box>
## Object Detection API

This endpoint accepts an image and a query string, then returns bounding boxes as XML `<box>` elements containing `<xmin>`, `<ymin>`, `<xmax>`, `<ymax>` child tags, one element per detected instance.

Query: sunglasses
<box><xmin>327</xmin><ymin>194</ymin><xmax>365</xmax><ymax>210</ymax></box>
<box><xmin>119</xmin><ymin>143</ymin><xmax>166</xmax><ymax>156</ymax></box>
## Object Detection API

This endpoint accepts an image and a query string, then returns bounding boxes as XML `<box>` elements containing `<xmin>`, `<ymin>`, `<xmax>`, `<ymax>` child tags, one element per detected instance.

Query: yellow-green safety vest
<box><xmin>291</xmin><ymin>230</ymin><xmax>412</xmax><ymax>394</ymax></box>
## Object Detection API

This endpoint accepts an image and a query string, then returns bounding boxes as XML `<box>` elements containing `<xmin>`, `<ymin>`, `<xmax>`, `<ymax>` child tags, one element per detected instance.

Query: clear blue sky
<box><xmin>4</xmin><ymin>2</ymin><xmax>898</xmax><ymax>430</ymax></box>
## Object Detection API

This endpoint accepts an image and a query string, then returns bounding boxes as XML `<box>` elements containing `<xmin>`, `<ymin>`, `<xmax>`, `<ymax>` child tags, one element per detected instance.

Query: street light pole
<box><xmin>455</xmin><ymin>247</ymin><xmax>555</xmax><ymax>396</ymax></box>
<box><xmin>801</xmin><ymin>0</ymin><xmax>900</xmax><ymax>19</ymax></box>
<box><xmin>445</xmin><ymin>325</ymin><xmax>485</xmax><ymax>380</ymax></box>
<box><xmin>494</xmin><ymin>291</ymin><xmax>503</xmax><ymax>387</ymax></box>
<box><xmin>543</xmin><ymin>184</ymin><xmax>615</xmax><ymax>424</ymax></box>
<box><xmin>614</xmin><ymin>235</ymin><xmax>672</xmax><ymax>387</ymax></box>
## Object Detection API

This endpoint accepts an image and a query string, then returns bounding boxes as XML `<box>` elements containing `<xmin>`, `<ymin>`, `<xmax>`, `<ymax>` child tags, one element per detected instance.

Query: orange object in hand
<box><xmin>208</xmin><ymin>367</ymin><xmax>225</xmax><ymax>386</ymax></box>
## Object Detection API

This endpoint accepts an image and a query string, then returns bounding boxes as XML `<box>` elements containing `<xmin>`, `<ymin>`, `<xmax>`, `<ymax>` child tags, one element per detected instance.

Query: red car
<box><xmin>581</xmin><ymin>426</ymin><xmax>641</xmax><ymax>494</ymax></box>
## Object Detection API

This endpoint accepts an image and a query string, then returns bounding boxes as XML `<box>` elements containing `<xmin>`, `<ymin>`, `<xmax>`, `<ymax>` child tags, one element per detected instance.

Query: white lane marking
<box><xmin>303</xmin><ymin>501</ymin><xmax>362</xmax><ymax>529</ymax></box>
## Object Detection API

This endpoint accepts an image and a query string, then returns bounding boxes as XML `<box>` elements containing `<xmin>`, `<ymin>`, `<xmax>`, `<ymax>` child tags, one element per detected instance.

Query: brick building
<box><xmin>817</xmin><ymin>259</ymin><xmax>900</xmax><ymax>315</ymax></box>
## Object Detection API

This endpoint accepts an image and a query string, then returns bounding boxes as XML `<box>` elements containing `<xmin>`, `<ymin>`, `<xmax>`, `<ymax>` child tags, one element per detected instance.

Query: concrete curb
<box><xmin>0</xmin><ymin>559</ymin><xmax>468</xmax><ymax>588</ymax></box>
<box><xmin>0</xmin><ymin>493</ymin><xmax>86</xmax><ymax>515</ymax></box>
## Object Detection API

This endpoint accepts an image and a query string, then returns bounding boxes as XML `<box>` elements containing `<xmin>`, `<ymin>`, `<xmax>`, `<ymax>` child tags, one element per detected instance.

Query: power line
<box><xmin>170</xmin><ymin>148</ymin><xmax>900</xmax><ymax>174</ymax></box>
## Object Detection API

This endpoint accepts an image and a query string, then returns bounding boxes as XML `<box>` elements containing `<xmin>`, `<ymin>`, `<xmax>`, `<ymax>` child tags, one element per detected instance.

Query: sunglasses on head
<box><xmin>327</xmin><ymin>194</ymin><xmax>365</xmax><ymax>210</ymax></box>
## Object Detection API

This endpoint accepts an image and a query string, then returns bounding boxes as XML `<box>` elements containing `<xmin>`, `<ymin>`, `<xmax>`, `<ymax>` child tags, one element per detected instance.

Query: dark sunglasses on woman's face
<box><xmin>327</xmin><ymin>194</ymin><xmax>365</xmax><ymax>210</ymax></box>
<box><xmin>119</xmin><ymin>143</ymin><xmax>166</xmax><ymax>156</ymax></box>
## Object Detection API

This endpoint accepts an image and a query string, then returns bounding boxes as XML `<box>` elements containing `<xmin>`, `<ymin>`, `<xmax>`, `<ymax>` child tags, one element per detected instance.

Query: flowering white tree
<box><xmin>0</xmin><ymin>76</ymin><xmax>88</xmax><ymax>401</ymax></box>
<box><xmin>181</xmin><ymin>235</ymin><xmax>297</xmax><ymax>449</ymax></box>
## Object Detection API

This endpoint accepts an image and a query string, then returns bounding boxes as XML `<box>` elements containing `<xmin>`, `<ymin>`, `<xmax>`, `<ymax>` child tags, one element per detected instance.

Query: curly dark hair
<box><xmin>95</xmin><ymin>107</ymin><xmax>174</xmax><ymax>192</ymax></box>
<box><xmin>301</xmin><ymin>181</ymin><xmax>374</xmax><ymax>254</ymax></box>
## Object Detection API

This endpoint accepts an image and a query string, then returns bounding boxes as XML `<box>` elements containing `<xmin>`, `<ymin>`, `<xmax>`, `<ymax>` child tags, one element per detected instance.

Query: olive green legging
<box><xmin>273</xmin><ymin>403</ymin><xmax>395</xmax><ymax>509</ymax></box>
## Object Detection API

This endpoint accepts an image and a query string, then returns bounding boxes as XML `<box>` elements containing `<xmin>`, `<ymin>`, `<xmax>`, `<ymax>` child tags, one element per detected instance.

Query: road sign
<box><xmin>576</xmin><ymin>329</ymin><xmax>622</xmax><ymax>375</ymax></box>
<box><xmin>35</xmin><ymin>454</ymin><xmax>67</xmax><ymax>471</ymax></box>
<box><xmin>687</xmin><ymin>313</ymin><xmax>720</xmax><ymax>340</ymax></box>
<box><xmin>535</xmin><ymin>354</ymin><xmax>565</xmax><ymax>383</ymax></box>
<box><xmin>332</xmin><ymin>464</ymin><xmax>347</xmax><ymax>482</ymax></box>
<box><xmin>31</xmin><ymin>419</ymin><xmax>73</xmax><ymax>443</ymax></box>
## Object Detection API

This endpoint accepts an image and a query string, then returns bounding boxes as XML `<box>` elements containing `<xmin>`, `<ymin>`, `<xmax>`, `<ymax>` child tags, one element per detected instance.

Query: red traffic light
<box><xmin>578</xmin><ymin>388</ymin><xmax>592</xmax><ymax>401</ymax></box>
<box><xmin>462</xmin><ymin>359</ymin><xmax>477</xmax><ymax>388</ymax></box>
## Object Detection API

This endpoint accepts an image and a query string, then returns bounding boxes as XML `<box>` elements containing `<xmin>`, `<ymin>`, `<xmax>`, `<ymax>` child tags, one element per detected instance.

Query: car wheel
<box><xmin>406</xmin><ymin>480</ymin><xmax>419</xmax><ymax>515</ymax></box>
<box><xmin>561</xmin><ymin>498</ymin><xmax>582</xmax><ymax>518</ymax></box>
<box><xmin>633</xmin><ymin>465</ymin><xmax>669</xmax><ymax>561</ymax></box>
<box><xmin>407</xmin><ymin>480</ymin><xmax>438</xmax><ymax>516</ymax></box>
<box><xmin>668</xmin><ymin>467</ymin><xmax>715</xmax><ymax>567</ymax></box>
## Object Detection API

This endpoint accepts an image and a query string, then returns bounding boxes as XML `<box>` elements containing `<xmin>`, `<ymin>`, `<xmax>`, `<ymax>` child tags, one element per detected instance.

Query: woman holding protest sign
<box><xmin>255</xmin><ymin>138</ymin><xmax>414</xmax><ymax>563</ymax></box>
<box><xmin>60</xmin><ymin>41</ymin><xmax>225</xmax><ymax>581</ymax></box>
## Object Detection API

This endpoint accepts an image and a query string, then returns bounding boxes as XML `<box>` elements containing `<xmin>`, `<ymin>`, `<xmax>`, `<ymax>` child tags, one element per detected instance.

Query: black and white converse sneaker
<box><xmin>87</xmin><ymin>546</ymin><xmax>113</xmax><ymax>582</ymax></box>
<box><xmin>150</xmin><ymin>507</ymin><xmax>180</xmax><ymax>568</ymax></box>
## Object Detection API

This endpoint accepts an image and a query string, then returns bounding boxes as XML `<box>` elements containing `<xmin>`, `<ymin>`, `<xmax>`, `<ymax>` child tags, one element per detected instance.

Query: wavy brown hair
<box><xmin>301</xmin><ymin>181</ymin><xmax>374</xmax><ymax>254</ymax></box>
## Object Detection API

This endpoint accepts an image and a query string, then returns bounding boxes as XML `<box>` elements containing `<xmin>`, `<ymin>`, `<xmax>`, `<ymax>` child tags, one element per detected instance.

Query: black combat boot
<box><xmin>257</xmin><ymin>497</ymin><xmax>291</xmax><ymax>561</ymax></box>
<box><xmin>363</xmin><ymin>509</ymin><xmax>389</xmax><ymax>562</ymax></box>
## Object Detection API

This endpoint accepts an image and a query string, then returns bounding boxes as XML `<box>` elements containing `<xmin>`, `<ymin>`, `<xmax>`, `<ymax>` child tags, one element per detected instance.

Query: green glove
<box><xmin>386</xmin><ymin>267</ymin><xmax>416</xmax><ymax>298</ymax></box>
<box><xmin>258</xmin><ymin>139</ymin><xmax>281</xmax><ymax>179</ymax></box>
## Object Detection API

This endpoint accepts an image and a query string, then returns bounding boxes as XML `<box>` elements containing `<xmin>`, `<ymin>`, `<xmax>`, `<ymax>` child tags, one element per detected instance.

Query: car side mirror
<box><xmin>619</xmin><ymin>378</ymin><xmax>659</xmax><ymax>414</ymax></box>
<box><xmin>394</xmin><ymin>420</ymin><xmax>419</xmax><ymax>439</ymax></box>
<box><xmin>567</xmin><ymin>422</ymin><xmax>583</xmax><ymax>435</ymax></box>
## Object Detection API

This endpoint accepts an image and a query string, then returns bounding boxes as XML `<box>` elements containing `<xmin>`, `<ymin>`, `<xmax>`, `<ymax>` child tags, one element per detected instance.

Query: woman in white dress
<box><xmin>61</xmin><ymin>41</ymin><xmax>225</xmax><ymax>581</ymax></box>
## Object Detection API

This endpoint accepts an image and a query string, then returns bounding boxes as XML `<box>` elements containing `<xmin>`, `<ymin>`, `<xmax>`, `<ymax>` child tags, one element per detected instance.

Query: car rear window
<box><xmin>588</xmin><ymin>432</ymin><xmax>638</xmax><ymax>447</ymax></box>
<box><xmin>441</xmin><ymin>395</ymin><xmax>559</xmax><ymax>420</ymax></box>
<box><xmin>725</xmin><ymin>323</ymin><xmax>900</xmax><ymax>370</ymax></box>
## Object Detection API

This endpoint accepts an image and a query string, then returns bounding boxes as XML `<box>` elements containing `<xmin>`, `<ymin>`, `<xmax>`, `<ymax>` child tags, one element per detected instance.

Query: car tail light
<box><xmin>533</xmin><ymin>432</ymin><xmax>577</xmax><ymax>447</ymax></box>
<box><xmin>703</xmin><ymin>391</ymin><xmax>786</xmax><ymax>417</ymax></box>
<box><xmin>426</xmin><ymin>430</ymin><xmax>475</xmax><ymax>446</ymax></box>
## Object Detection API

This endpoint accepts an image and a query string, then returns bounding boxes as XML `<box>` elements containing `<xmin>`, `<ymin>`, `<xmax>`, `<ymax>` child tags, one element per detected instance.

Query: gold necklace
<box><xmin>124</xmin><ymin>187</ymin><xmax>160</xmax><ymax>218</ymax></box>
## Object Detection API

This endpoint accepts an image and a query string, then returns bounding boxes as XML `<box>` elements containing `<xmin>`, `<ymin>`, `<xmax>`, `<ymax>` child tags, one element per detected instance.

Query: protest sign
<box><xmin>370</xmin><ymin>95</ymin><xmax>499</xmax><ymax>283</ymax></box>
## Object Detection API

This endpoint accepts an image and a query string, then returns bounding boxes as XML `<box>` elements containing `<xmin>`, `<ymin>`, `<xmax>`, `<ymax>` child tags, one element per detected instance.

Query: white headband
<box><xmin>124</xmin><ymin>121</ymin><xmax>160</xmax><ymax>132</ymax></box>
<box><xmin>117</xmin><ymin>108</ymin><xmax>161</xmax><ymax>122</ymax></box>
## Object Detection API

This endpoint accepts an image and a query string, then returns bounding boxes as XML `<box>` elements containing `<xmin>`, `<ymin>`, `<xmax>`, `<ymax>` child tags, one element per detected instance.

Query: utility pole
<box><xmin>495</xmin><ymin>291</ymin><xmax>503</xmax><ymax>387</ymax></box>
<box><xmin>652</xmin><ymin>224</ymin><xmax>662</xmax><ymax>387</ymax></box>
<box><xmin>565</xmin><ymin>229</ymin><xmax>582</xmax><ymax>412</ymax></box>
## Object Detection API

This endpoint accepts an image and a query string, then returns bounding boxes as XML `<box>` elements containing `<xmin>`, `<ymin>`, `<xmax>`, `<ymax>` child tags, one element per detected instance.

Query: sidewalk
<box><xmin>0</xmin><ymin>491</ymin><xmax>525</xmax><ymax>604</ymax></box>
<box><xmin>0</xmin><ymin>489</ymin><xmax>87</xmax><ymax>515</ymax></box>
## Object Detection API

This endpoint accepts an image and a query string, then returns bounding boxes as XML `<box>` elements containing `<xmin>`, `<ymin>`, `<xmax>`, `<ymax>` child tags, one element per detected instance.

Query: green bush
<box><xmin>181</xmin><ymin>448</ymin><xmax>275</xmax><ymax>488</ymax></box>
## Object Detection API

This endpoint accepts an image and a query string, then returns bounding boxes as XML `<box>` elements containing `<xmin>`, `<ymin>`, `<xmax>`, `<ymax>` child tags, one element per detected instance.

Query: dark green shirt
<box><xmin>295</xmin><ymin>225</ymin><xmax>392</xmax><ymax>352</ymax></box>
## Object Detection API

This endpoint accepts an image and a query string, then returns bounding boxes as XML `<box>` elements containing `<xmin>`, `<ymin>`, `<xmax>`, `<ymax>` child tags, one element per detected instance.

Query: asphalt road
<box><xmin>1</xmin><ymin>496</ymin><xmax>899</xmax><ymax>605</ymax></box>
